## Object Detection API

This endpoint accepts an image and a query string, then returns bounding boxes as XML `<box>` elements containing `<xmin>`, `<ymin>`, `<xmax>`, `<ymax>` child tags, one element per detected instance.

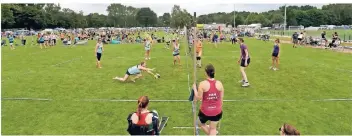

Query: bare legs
<box><xmin>199</xmin><ymin>121</ymin><xmax>219</xmax><ymax>136</ymax></box>
<box><xmin>173</xmin><ymin>55</ymin><xmax>181</xmax><ymax>65</ymax></box>
<box><xmin>114</xmin><ymin>74</ymin><xmax>142</xmax><ymax>82</ymax></box>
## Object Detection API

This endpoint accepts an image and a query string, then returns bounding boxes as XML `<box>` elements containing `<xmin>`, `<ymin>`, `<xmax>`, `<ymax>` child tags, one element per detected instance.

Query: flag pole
<box><xmin>234</xmin><ymin>4</ymin><xmax>236</xmax><ymax>28</ymax></box>
<box><xmin>284</xmin><ymin>4</ymin><xmax>287</xmax><ymax>35</ymax></box>
<box><xmin>192</xmin><ymin>12</ymin><xmax>199</xmax><ymax>136</ymax></box>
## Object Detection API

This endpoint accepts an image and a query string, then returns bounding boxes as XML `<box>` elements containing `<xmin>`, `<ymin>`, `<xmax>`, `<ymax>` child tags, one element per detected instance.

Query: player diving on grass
<box><xmin>113</xmin><ymin>61</ymin><xmax>159</xmax><ymax>82</ymax></box>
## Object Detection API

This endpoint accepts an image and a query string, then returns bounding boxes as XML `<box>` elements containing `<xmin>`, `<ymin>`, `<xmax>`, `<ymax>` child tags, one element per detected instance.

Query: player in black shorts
<box><xmin>321</xmin><ymin>31</ymin><xmax>327</xmax><ymax>48</ymax></box>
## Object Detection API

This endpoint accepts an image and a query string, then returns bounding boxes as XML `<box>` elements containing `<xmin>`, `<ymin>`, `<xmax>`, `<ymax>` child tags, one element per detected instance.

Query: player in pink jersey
<box><xmin>192</xmin><ymin>64</ymin><xmax>224</xmax><ymax>135</ymax></box>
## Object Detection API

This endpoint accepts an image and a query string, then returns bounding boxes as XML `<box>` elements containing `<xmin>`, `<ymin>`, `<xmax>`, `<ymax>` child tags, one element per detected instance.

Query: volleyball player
<box><xmin>95</xmin><ymin>38</ymin><xmax>104</xmax><ymax>68</ymax></box>
<box><xmin>238</xmin><ymin>38</ymin><xmax>250</xmax><ymax>87</ymax></box>
<box><xmin>270</xmin><ymin>39</ymin><xmax>280</xmax><ymax>71</ymax></box>
<box><xmin>192</xmin><ymin>64</ymin><xmax>224</xmax><ymax>135</ymax></box>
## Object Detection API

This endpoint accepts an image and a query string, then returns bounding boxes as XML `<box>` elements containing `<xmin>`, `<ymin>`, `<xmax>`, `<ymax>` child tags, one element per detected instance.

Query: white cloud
<box><xmin>60</xmin><ymin>3</ymin><xmax>325</xmax><ymax>16</ymax></box>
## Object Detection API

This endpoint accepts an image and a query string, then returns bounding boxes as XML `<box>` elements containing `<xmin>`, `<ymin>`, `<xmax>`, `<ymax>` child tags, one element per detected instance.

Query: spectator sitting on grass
<box><xmin>279</xmin><ymin>123</ymin><xmax>300</xmax><ymax>136</ymax></box>
<box><xmin>328</xmin><ymin>38</ymin><xmax>341</xmax><ymax>48</ymax></box>
<box><xmin>127</xmin><ymin>96</ymin><xmax>160</xmax><ymax>135</ymax></box>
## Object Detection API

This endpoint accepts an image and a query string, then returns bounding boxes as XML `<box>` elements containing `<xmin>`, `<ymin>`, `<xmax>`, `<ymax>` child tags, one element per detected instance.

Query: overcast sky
<box><xmin>60</xmin><ymin>3</ymin><xmax>325</xmax><ymax>16</ymax></box>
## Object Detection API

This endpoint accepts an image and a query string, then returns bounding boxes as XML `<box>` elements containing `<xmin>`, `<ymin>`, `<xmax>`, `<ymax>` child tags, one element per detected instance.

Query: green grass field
<box><xmin>1</xmin><ymin>35</ymin><xmax>352</xmax><ymax>135</ymax></box>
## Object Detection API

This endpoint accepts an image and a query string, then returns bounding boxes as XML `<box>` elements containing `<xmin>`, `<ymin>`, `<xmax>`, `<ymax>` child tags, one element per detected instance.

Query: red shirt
<box><xmin>135</xmin><ymin>112</ymin><xmax>149</xmax><ymax>126</ymax></box>
<box><xmin>200</xmin><ymin>79</ymin><xmax>222</xmax><ymax>116</ymax></box>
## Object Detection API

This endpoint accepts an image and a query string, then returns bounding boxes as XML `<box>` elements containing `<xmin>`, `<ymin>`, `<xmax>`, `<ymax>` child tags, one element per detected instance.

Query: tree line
<box><xmin>1</xmin><ymin>4</ymin><xmax>351</xmax><ymax>30</ymax></box>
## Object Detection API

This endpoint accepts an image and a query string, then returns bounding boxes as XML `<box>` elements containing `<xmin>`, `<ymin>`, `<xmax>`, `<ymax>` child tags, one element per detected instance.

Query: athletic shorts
<box><xmin>145</xmin><ymin>47</ymin><xmax>150</xmax><ymax>51</ymax></box>
<box><xmin>96</xmin><ymin>53</ymin><xmax>102</xmax><ymax>61</ymax></box>
<box><xmin>272</xmin><ymin>52</ymin><xmax>279</xmax><ymax>57</ymax></box>
<box><xmin>293</xmin><ymin>39</ymin><xmax>298</xmax><ymax>44</ymax></box>
<box><xmin>198</xmin><ymin>110</ymin><xmax>222</xmax><ymax>124</ymax></box>
<box><xmin>173</xmin><ymin>53</ymin><xmax>180</xmax><ymax>56</ymax></box>
<box><xmin>125</xmin><ymin>70</ymin><xmax>139</xmax><ymax>76</ymax></box>
<box><xmin>126</xmin><ymin>70</ymin><xmax>132</xmax><ymax>75</ymax></box>
<box><xmin>39</xmin><ymin>41</ymin><xmax>44</xmax><ymax>44</ymax></box>
<box><xmin>240</xmin><ymin>58</ymin><xmax>251</xmax><ymax>67</ymax></box>
<box><xmin>298</xmin><ymin>38</ymin><xmax>302</xmax><ymax>41</ymax></box>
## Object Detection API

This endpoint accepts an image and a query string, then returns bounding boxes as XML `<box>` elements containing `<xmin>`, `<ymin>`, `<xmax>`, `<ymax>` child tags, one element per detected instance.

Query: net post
<box><xmin>192</xmin><ymin>12</ymin><xmax>199</xmax><ymax>136</ymax></box>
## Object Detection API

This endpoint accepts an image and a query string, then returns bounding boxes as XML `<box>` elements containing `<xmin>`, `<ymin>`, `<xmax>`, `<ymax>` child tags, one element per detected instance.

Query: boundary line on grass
<box><xmin>51</xmin><ymin>56</ymin><xmax>83</xmax><ymax>67</ymax></box>
<box><xmin>114</xmin><ymin>56</ymin><xmax>237</xmax><ymax>59</ymax></box>
<box><xmin>2</xmin><ymin>97</ymin><xmax>352</xmax><ymax>102</ymax></box>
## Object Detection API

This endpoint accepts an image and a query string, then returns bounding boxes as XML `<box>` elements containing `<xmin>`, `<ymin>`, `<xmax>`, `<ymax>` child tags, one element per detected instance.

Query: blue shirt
<box><xmin>273</xmin><ymin>44</ymin><xmax>279</xmax><ymax>54</ymax></box>
<box><xmin>128</xmin><ymin>65</ymin><xmax>141</xmax><ymax>75</ymax></box>
<box><xmin>173</xmin><ymin>44</ymin><xmax>180</xmax><ymax>55</ymax></box>
<box><xmin>96</xmin><ymin>43</ymin><xmax>103</xmax><ymax>53</ymax></box>
<box><xmin>8</xmin><ymin>36</ymin><xmax>14</xmax><ymax>42</ymax></box>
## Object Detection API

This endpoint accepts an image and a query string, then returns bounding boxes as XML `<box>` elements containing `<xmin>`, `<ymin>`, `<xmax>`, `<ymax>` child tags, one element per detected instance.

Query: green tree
<box><xmin>161</xmin><ymin>13</ymin><xmax>171</xmax><ymax>26</ymax></box>
<box><xmin>1</xmin><ymin>4</ymin><xmax>16</xmax><ymax>28</ymax></box>
<box><xmin>136</xmin><ymin>7</ymin><xmax>157</xmax><ymax>27</ymax></box>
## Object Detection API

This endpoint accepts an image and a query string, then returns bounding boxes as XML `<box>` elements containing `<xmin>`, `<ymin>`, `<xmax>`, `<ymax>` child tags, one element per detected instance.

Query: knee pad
<box><xmin>196</xmin><ymin>57</ymin><xmax>201</xmax><ymax>60</ymax></box>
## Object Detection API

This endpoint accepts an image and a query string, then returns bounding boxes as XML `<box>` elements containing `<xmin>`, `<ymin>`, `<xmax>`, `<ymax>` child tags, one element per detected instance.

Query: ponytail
<box><xmin>136</xmin><ymin>96</ymin><xmax>149</xmax><ymax>121</ymax></box>
<box><xmin>137</xmin><ymin>101</ymin><xmax>142</xmax><ymax>121</ymax></box>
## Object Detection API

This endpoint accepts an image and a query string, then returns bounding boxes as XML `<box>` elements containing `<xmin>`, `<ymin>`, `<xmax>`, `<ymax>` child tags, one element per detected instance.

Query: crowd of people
<box><xmin>291</xmin><ymin>30</ymin><xmax>342</xmax><ymax>49</ymax></box>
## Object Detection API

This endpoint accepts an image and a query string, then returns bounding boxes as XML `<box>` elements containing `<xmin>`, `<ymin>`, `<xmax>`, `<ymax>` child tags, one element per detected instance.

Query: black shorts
<box><xmin>293</xmin><ymin>39</ymin><xmax>298</xmax><ymax>44</ymax></box>
<box><xmin>240</xmin><ymin>58</ymin><xmax>250</xmax><ymax>67</ymax></box>
<box><xmin>272</xmin><ymin>52</ymin><xmax>279</xmax><ymax>57</ymax></box>
<box><xmin>298</xmin><ymin>38</ymin><xmax>302</xmax><ymax>41</ymax></box>
<box><xmin>126</xmin><ymin>70</ymin><xmax>131</xmax><ymax>75</ymax></box>
<box><xmin>198</xmin><ymin>110</ymin><xmax>222</xmax><ymax>124</ymax></box>
<box><xmin>39</xmin><ymin>41</ymin><xmax>44</xmax><ymax>44</ymax></box>
<box><xmin>96</xmin><ymin>53</ymin><xmax>102</xmax><ymax>61</ymax></box>
<box><xmin>173</xmin><ymin>53</ymin><xmax>180</xmax><ymax>56</ymax></box>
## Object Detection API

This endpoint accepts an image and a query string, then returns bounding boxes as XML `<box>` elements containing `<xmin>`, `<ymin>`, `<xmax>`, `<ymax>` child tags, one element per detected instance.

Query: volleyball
<box><xmin>154</xmin><ymin>73</ymin><xmax>161</xmax><ymax>79</ymax></box>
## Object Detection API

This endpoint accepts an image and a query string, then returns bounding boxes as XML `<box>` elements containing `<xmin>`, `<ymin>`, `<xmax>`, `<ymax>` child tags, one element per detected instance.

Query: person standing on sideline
<box><xmin>95</xmin><ymin>38</ymin><xmax>104</xmax><ymax>68</ymax></box>
<box><xmin>238</xmin><ymin>38</ymin><xmax>250</xmax><ymax>87</ymax></box>
<box><xmin>8</xmin><ymin>33</ymin><xmax>15</xmax><ymax>50</ymax></box>
<box><xmin>270</xmin><ymin>39</ymin><xmax>280</xmax><ymax>71</ymax></box>
<box><xmin>321</xmin><ymin>31</ymin><xmax>327</xmax><ymax>48</ymax></box>
<box><xmin>231</xmin><ymin>31</ymin><xmax>237</xmax><ymax>44</ymax></box>
<box><xmin>213</xmin><ymin>32</ymin><xmax>218</xmax><ymax>48</ymax></box>
<box><xmin>192</xmin><ymin>64</ymin><xmax>224</xmax><ymax>135</ymax></box>
<box><xmin>292</xmin><ymin>32</ymin><xmax>298</xmax><ymax>48</ymax></box>
<box><xmin>127</xmin><ymin>96</ymin><xmax>160</xmax><ymax>135</ymax></box>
